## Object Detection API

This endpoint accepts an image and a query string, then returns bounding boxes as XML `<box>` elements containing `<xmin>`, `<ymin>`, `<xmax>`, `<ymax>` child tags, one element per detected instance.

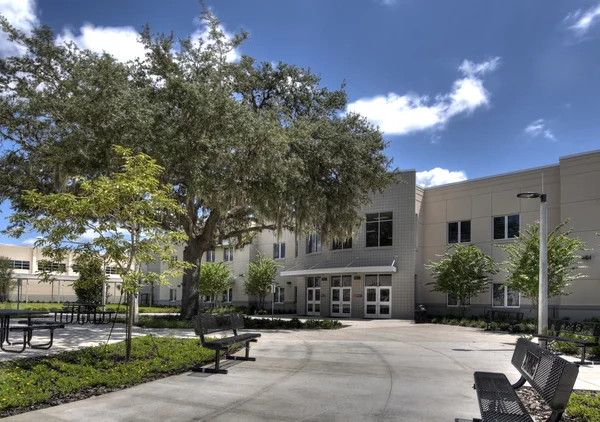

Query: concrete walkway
<box><xmin>3</xmin><ymin>320</ymin><xmax>600</xmax><ymax>421</ymax></box>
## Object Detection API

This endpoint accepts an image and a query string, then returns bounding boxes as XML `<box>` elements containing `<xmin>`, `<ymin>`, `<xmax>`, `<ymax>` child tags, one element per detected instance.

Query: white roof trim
<box><xmin>280</xmin><ymin>264</ymin><xmax>396</xmax><ymax>277</ymax></box>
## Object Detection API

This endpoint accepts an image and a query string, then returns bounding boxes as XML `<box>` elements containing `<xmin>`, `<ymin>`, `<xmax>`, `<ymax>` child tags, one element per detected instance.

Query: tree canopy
<box><xmin>0</xmin><ymin>256</ymin><xmax>16</xmax><ymax>302</ymax></box>
<box><xmin>0</xmin><ymin>8</ymin><xmax>398</xmax><ymax>318</ymax></box>
<box><xmin>425</xmin><ymin>244</ymin><xmax>498</xmax><ymax>316</ymax></box>
<box><xmin>497</xmin><ymin>220</ymin><xmax>587</xmax><ymax>313</ymax></box>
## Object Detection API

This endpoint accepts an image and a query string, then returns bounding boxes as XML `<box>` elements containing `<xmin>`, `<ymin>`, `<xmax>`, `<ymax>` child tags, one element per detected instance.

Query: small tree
<box><xmin>498</xmin><ymin>220</ymin><xmax>587</xmax><ymax>315</ymax></box>
<box><xmin>245</xmin><ymin>253</ymin><xmax>282</xmax><ymax>310</ymax></box>
<box><xmin>0</xmin><ymin>256</ymin><xmax>16</xmax><ymax>302</ymax></box>
<box><xmin>199</xmin><ymin>262</ymin><xmax>233</xmax><ymax>307</ymax></box>
<box><xmin>72</xmin><ymin>248</ymin><xmax>108</xmax><ymax>304</ymax></box>
<box><xmin>36</xmin><ymin>259</ymin><xmax>60</xmax><ymax>302</ymax></box>
<box><xmin>7</xmin><ymin>146</ymin><xmax>191</xmax><ymax>359</ymax></box>
<box><xmin>426</xmin><ymin>244</ymin><xmax>498</xmax><ymax>316</ymax></box>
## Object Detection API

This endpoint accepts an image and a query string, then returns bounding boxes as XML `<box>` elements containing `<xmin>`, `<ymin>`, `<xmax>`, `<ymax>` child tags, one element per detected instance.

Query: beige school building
<box><xmin>3</xmin><ymin>150</ymin><xmax>600</xmax><ymax>320</ymax></box>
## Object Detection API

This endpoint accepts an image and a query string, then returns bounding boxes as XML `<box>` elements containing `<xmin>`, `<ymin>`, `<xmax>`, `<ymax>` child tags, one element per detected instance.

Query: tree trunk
<box><xmin>181</xmin><ymin>237</ymin><xmax>204</xmax><ymax>319</ymax></box>
<box><xmin>126</xmin><ymin>292</ymin><xmax>134</xmax><ymax>360</ymax></box>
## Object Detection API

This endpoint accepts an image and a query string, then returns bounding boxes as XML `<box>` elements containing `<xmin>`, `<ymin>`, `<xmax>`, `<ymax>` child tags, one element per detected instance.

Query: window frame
<box><xmin>37</xmin><ymin>261</ymin><xmax>66</xmax><ymax>272</ymax></box>
<box><xmin>105</xmin><ymin>266</ymin><xmax>119</xmax><ymax>275</ymax></box>
<box><xmin>169</xmin><ymin>288</ymin><xmax>177</xmax><ymax>301</ymax></box>
<box><xmin>273</xmin><ymin>242</ymin><xmax>286</xmax><ymax>259</ymax></box>
<box><xmin>447</xmin><ymin>220</ymin><xmax>471</xmax><ymax>244</ymax></box>
<box><xmin>222</xmin><ymin>287</ymin><xmax>233</xmax><ymax>303</ymax></box>
<box><xmin>492</xmin><ymin>283</ymin><xmax>521</xmax><ymax>308</ymax></box>
<box><xmin>493</xmin><ymin>214</ymin><xmax>520</xmax><ymax>241</ymax></box>
<box><xmin>306</xmin><ymin>233</ymin><xmax>321</xmax><ymax>254</ymax></box>
<box><xmin>446</xmin><ymin>294</ymin><xmax>471</xmax><ymax>307</ymax></box>
<box><xmin>274</xmin><ymin>286</ymin><xmax>285</xmax><ymax>303</ymax></box>
<box><xmin>223</xmin><ymin>247</ymin><xmax>234</xmax><ymax>262</ymax></box>
<box><xmin>205</xmin><ymin>250</ymin><xmax>215</xmax><ymax>262</ymax></box>
<box><xmin>12</xmin><ymin>260</ymin><xmax>31</xmax><ymax>270</ymax></box>
<box><xmin>365</xmin><ymin>212</ymin><xmax>393</xmax><ymax>247</ymax></box>
<box><xmin>332</xmin><ymin>238</ymin><xmax>353</xmax><ymax>251</ymax></box>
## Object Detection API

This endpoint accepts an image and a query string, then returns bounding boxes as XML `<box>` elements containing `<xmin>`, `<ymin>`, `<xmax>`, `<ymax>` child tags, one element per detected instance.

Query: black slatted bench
<box><xmin>192</xmin><ymin>312</ymin><xmax>261</xmax><ymax>374</ymax></box>
<box><xmin>1</xmin><ymin>323</ymin><xmax>65</xmax><ymax>353</ymax></box>
<box><xmin>456</xmin><ymin>338</ymin><xmax>579</xmax><ymax>422</ymax></box>
<box><xmin>534</xmin><ymin>319</ymin><xmax>600</xmax><ymax>365</ymax></box>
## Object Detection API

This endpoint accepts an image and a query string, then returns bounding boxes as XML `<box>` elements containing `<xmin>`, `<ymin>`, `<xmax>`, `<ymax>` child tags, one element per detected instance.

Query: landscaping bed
<box><xmin>0</xmin><ymin>302</ymin><xmax>180</xmax><ymax>314</ymax></box>
<box><xmin>134</xmin><ymin>315</ymin><xmax>343</xmax><ymax>330</ymax></box>
<box><xmin>0</xmin><ymin>336</ymin><xmax>221</xmax><ymax>418</ymax></box>
<box><xmin>518</xmin><ymin>387</ymin><xmax>599</xmax><ymax>422</ymax></box>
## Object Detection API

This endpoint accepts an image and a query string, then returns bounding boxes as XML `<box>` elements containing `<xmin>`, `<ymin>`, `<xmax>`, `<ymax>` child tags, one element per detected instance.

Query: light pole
<box><xmin>517</xmin><ymin>191</ymin><xmax>548</xmax><ymax>347</ymax></box>
<box><xmin>271</xmin><ymin>282</ymin><xmax>277</xmax><ymax>321</ymax></box>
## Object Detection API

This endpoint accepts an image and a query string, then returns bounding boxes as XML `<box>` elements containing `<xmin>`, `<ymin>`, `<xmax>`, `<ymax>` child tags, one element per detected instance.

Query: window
<box><xmin>169</xmin><ymin>289</ymin><xmax>177</xmax><ymax>301</ymax></box>
<box><xmin>493</xmin><ymin>283</ymin><xmax>520</xmax><ymax>307</ymax></box>
<box><xmin>273</xmin><ymin>242</ymin><xmax>286</xmax><ymax>259</ymax></box>
<box><xmin>448</xmin><ymin>221</ymin><xmax>471</xmax><ymax>243</ymax></box>
<box><xmin>447</xmin><ymin>294</ymin><xmax>470</xmax><ymax>307</ymax></box>
<box><xmin>366</xmin><ymin>212</ymin><xmax>393</xmax><ymax>247</ymax></box>
<box><xmin>307</xmin><ymin>276</ymin><xmax>321</xmax><ymax>288</ymax></box>
<box><xmin>332</xmin><ymin>238</ymin><xmax>352</xmax><ymax>250</ymax></box>
<box><xmin>274</xmin><ymin>286</ymin><xmax>285</xmax><ymax>303</ymax></box>
<box><xmin>222</xmin><ymin>288</ymin><xmax>233</xmax><ymax>303</ymax></box>
<box><xmin>493</xmin><ymin>215</ymin><xmax>519</xmax><ymax>240</ymax></box>
<box><xmin>306</xmin><ymin>233</ymin><xmax>321</xmax><ymax>254</ymax></box>
<box><xmin>12</xmin><ymin>260</ymin><xmax>30</xmax><ymax>270</ymax></box>
<box><xmin>206</xmin><ymin>250</ymin><xmax>215</xmax><ymax>262</ymax></box>
<box><xmin>71</xmin><ymin>264</ymin><xmax>79</xmax><ymax>273</ymax></box>
<box><xmin>224</xmin><ymin>248</ymin><xmax>233</xmax><ymax>262</ymax></box>
<box><xmin>37</xmin><ymin>261</ymin><xmax>66</xmax><ymax>272</ymax></box>
<box><xmin>295</xmin><ymin>239</ymin><xmax>298</xmax><ymax>258</ymax></box>
<box><xmin>105</xmin><ymin>266</ymin><xmax>119</xmax><ymax>275</ymax></box>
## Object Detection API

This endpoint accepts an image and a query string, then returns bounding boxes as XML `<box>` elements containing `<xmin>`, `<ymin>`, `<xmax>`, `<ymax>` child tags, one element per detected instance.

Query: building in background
<box><xmin>6</xmin><ymin>150</ymin><xmax>600</xmax><ymax>319</ymax></box>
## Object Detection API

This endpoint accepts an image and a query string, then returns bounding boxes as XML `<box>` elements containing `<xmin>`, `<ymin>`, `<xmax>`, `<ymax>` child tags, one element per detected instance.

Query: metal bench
<box><xmin>192</xmin><ymin>313</ymin><xmax>261</xmax><ymax>374</ymax></box>
<box><xmin>535</xmin><ymin>319</ymin><xmax>600</xmax><ymax>364</ymax></box>
<box><xmin>1</xmin><ymin>323</ymin><xmax>65</xmax><ymax>353</ymax></box>
<box><xmin>484</xmin><ymin>310</ymin><xmax>524</xmax><ymax>331</ymax></box>
<box><xmin>456</xmin><ymin>338</ymin><xmax>579</xmax><ymax>422</ymax></box>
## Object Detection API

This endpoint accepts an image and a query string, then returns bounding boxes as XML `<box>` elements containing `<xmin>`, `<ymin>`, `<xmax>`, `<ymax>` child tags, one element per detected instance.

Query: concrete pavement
<box><xmin>3</xmin><ymin>320</ymin><xmax>600</xmax><ymax>421</ymax></box>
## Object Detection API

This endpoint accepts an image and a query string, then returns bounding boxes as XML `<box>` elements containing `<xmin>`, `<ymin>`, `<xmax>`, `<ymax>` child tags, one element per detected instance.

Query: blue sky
<box><xmin>0</xmin><ymin>0</ymin><xmax>599</xmax><ymax>245</ymax></box>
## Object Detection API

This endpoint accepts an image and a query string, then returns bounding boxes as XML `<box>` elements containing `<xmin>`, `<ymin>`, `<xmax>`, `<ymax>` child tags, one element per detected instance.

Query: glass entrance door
<box><xmin>306</xmin><ymin>276</ymin><xmax>321</xmax><ymax>316</ymax></box>
<box><xmin>331</xmin><ymin>275</ymin><xmax>352</xmax><ymax>317</ymax></box>
<box><xmin>364</xmin><ymin>274</ymin><xmax>392</xmax><ymax>319</ymax></box>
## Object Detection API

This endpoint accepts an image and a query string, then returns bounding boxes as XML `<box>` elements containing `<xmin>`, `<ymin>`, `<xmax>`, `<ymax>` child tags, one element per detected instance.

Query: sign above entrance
<box><xmin>353</xmin><ymin>293</ymin><xmax>363</xmax><ymax>298</ymax></box>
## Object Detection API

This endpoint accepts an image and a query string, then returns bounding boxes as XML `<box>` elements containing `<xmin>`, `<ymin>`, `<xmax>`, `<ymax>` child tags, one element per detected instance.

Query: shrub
<box><xmin>566</xmin><ymin>391</ymin><xmax>600</xmax><ymax>422</ymax></box>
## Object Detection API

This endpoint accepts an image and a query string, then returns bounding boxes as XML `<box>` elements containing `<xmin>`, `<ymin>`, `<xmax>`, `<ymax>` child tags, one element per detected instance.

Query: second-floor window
<box><xmin>306</xmin><ymin>233</ymin><xmax>321</xmax><ymax>254</ymax></box>
<box><xmin>448</xmin><ymin>221</ymin><xmax>471</xmax><ymax>243</ymax></box>
<box><xmin>273</xmin><ymin>242</ymin><xmax>286</xmax><ymax>259</ymax></box>
<box><xmin>493</xmin><ymin>215</ymin><xmax>519</xmax><ymax>240</ymax></box>
<box><xmin>366</xmin><ymin>212</ymin><xmax>393</xmax><ymax>247</ymax></box>
<box><xmin>206</xmin><ymin>250</ymin><xmax>215</xmax><ymax>262</ymax></box>
<box><xmin>12</xmin><ymin>260</ymin><xmax>30</xmax><ymax>270</ymax></box>
<box><xmin>37</xmin><ymin>261</ymin><xmax>66</xmax><ymax>272</ymax></box>
<box><xmin>274</xmin><ymin>286</ymin><xmax>285</xmax><ymax>303</ymax></box>
<box><xmin>224</xmin><ymin>247</ymin><xmax>233</xmax><ymax>262</ymax></box>
<box><xmin>332</xmin><ymin>238</ymin><xmax>352</xmax><ymax>250</ymax></box>
<box><xmin>105</xmin><ymin>266</ymin><xmax>119</xmax><ymax>275</ymax></box>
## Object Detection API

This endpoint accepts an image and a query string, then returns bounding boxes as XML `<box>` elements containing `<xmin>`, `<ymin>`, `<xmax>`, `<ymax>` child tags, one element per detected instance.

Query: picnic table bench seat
<box><xmin>2</xmin><ymin>323</ymin><xmax>65</xmax><ymax>353</ymax></box>
<box><xmin>192</xmin><ymin>313</ymin><xmax>261</xmax><ymax>374</ymax></box>
<box><xmin>456</xmin><ymin>338</ymin><xmax>579</xmax><ymax>422</ymax></box>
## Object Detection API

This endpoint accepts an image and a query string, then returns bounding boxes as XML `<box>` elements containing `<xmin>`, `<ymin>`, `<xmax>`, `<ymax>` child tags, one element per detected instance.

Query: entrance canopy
<box><xmin>280</xmin><ymin>260</ymin><xmax>396</xmax><ymax>277</ymax></box>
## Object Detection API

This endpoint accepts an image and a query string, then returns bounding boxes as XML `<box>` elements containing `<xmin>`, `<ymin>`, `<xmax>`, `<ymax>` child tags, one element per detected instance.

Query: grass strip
<box><xmin>0</xmin><ymin>336</ymin><xmax>216</xmax><ymax>416</ymax></box>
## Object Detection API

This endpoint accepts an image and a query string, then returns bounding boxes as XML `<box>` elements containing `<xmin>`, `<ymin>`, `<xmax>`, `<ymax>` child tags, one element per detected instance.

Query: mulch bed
<box><xmin>517</xmin><ymin>387</ymin><xmax>596</xmax><ymax>422</ymax></box>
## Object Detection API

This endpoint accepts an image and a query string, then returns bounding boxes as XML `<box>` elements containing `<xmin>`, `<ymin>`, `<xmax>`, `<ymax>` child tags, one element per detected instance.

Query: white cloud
<box><xmin>524</xmin><ymin>119</ymin><xmax>557</xmax><ymax>142</ymax></box>
<box><xmin>0</xmin><ymin>0</ymin><xmax>38</xmax><ymax>57</ymax></box>
<box><xmin>346</xmin><ymin>57</ymin><xmax>500</xmax><ymax>136</ymax></box>
<box><xmin>56</xmin><ymin>24</ymin><xmax>146</xmax><ymax>63</ymax></box>
<box><xmin>21</xmin><ymin>236</ymin><xmax>41</xmax><ymax>247</ymax></box>
<box><xmin>416</xmin><ymin>168</ymin><xmax>467</xmax><ymax>187</ymax></box>
<box><xmin>565</xmin><ymin>2</ymin><xmax>600</xmax><ymax>36</ymax></box>
<box><xmin>0</xmin><ymin>0</ymin><xmax>241</xmax><ymax>63</ymax></box>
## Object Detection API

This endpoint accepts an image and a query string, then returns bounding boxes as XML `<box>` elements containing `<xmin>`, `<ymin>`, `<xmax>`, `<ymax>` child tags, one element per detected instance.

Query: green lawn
<box><xmin>0</xmin><ymin>302</ymin><xmax>180</xmax><ymax>314</ymax></box>
<box><xmin>0</xmin><ymin>336</ymin><xmax>214</xmax><ymax>415</ymax></box>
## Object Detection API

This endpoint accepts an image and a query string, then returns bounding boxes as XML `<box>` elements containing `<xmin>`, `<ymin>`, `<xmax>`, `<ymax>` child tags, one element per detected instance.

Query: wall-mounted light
<box><xmin>287</xmin><ymin>281</ymin><xmax>292</xmax><ymax>285</ymax></box>
<box><xmin>321</xmin><ymin>277</ymin><xmax>328</xmax><ymax>282</ymax></box>
<box><xmin>582</xmin><ymin>255</ymin><xmax>592</xmax><ymax>261</ymax></box>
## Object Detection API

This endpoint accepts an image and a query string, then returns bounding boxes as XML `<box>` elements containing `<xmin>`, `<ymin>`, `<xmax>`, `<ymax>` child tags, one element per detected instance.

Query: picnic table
<box><xmin>54</xmin><ymin>303</ymin><xmax>115</xmax><ymax>325</ymax></box>
<box><xmin>0</xmin><ymin>309</ymin><xmax>64</xmax><ymax>353</ymax></box>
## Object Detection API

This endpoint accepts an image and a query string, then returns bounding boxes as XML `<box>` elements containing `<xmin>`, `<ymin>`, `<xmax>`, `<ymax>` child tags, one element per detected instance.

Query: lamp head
<box><xmin>517</xmin><ymin>192</ymin><xmax>541</xmax><ymax>199</ymax></box>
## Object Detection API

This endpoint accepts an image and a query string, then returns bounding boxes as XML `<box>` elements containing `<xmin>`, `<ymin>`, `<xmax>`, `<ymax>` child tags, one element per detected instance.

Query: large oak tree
<box><xmin>0</xmin><ymin>9</ymin><xmax>398</xmax><ymax>318</ymax></box>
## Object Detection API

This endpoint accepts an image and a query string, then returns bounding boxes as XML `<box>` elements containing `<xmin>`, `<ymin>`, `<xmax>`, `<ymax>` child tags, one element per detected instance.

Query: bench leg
<box><xmin>0</xmin><ymin>331</ymin><xmax>27</xmax><ymax>353</ymax></box>
<box><xmin>27</xmin><ymin>329</ymin><xmax>55</xmax><ymax>350</ymax></box>
<box><xmin>191</xmin><ymin>348</ymin><xmax>228</xmax><ymax>374</ymax></box>
<box><xmin>226</xmin><ymin>340</ymin><xmax>257</xmax><ymax>362</ymax></box>
<box><xmin>577</xmin><ymin>346</ymin><xmax>592</xmax><ymax>365</ymax></box>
